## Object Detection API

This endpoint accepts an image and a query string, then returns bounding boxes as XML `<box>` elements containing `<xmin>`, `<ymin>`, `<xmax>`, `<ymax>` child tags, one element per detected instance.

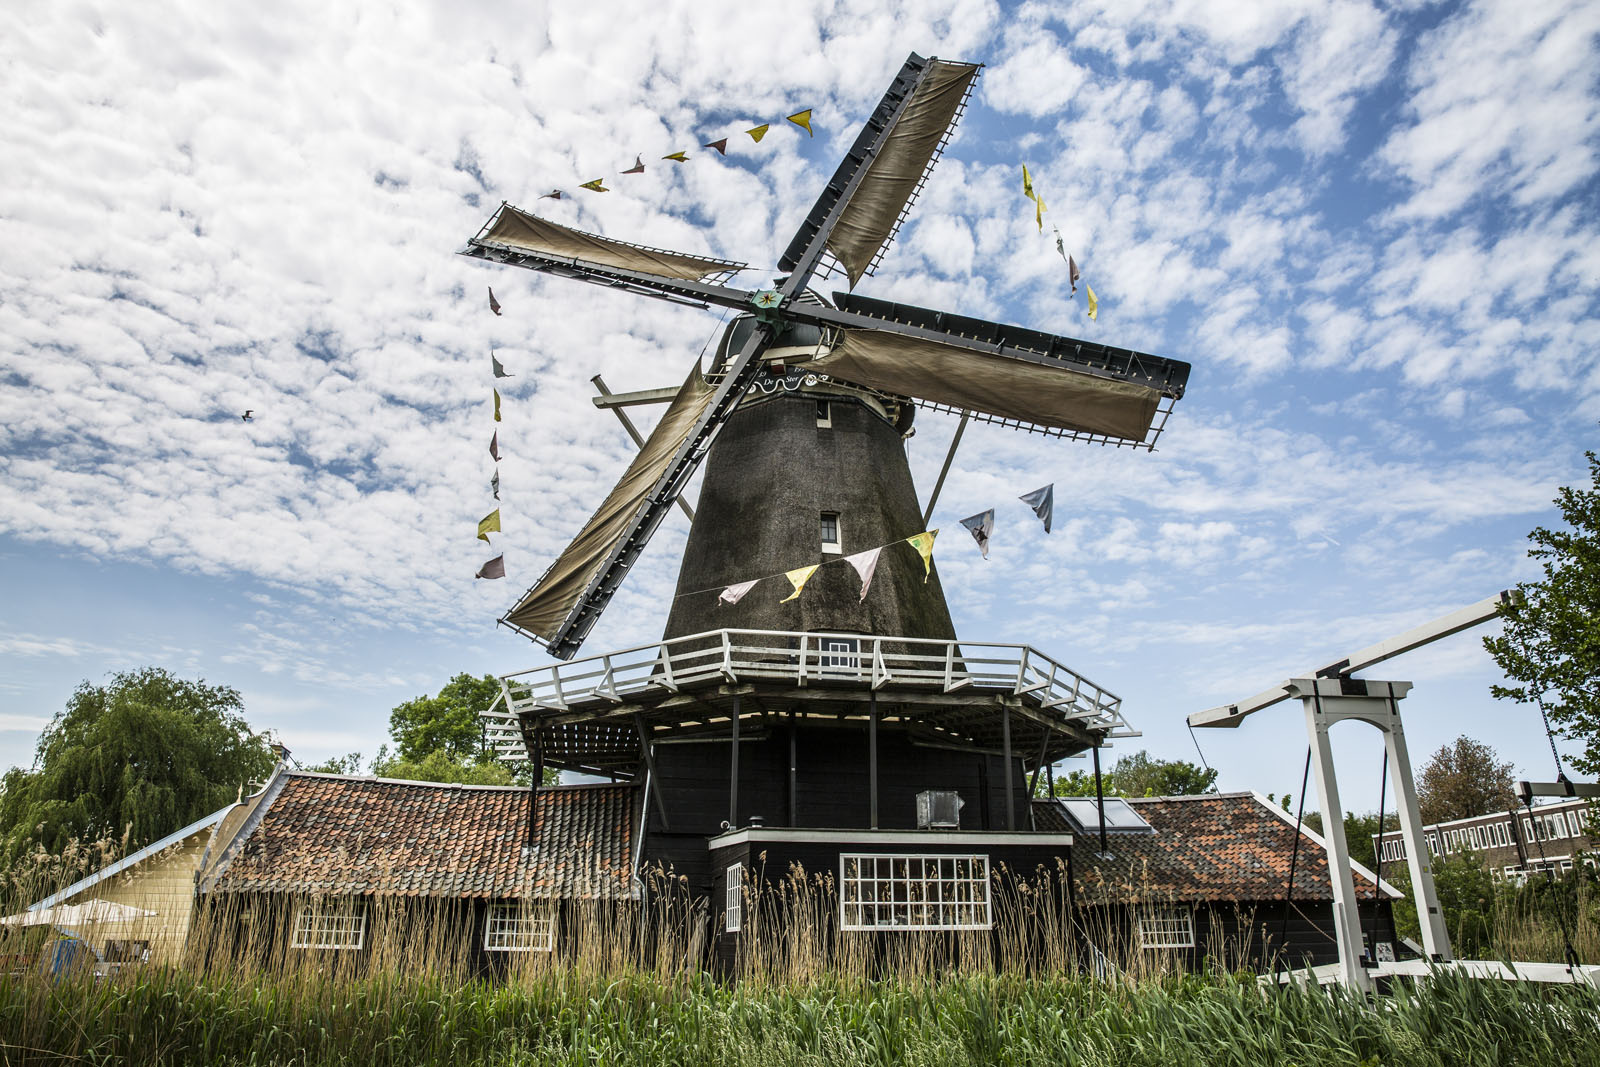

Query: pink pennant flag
<box><xmin>843</xmin><ymin>547</ymin><xmax>882</xmax><ymax>602</ymax></box>
<box><xmin>718</xmin><ymin>579</ymin><xmax>759</xmax><ymax>606</ymax></box>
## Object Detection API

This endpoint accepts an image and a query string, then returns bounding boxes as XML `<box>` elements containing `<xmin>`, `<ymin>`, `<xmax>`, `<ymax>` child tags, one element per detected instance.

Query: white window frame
<box><xmin>1137</xmin><ymin>907</ymin><xmax>1197</xmax><ymax>950</ymax></box>
<box><xmin>483</xmin><ymin>903</ymin><xmax>554</xmax><ymax>953</ymax></box>
<box><xmin>840</xmin><ymin>853</ymin><xmax>991</xmax><ymax>931</ymax></box>
<box><xmin>820</xmin><ymin>636</ymin><xmax>860</xmax><ymax>675</ymax></box>
<box><xmin>291</xmin><ymin>900</ymin><xmax>366</xmax><ymax>950</ymax></box>
<box><xmin>1548</xmin><ymin>814</ymin><xmax>1568</xmax><ymax>839</ymax></box>
<box><xmin>820</xmin><ymin>511</ymin><xmax>842</xmax><ymax>554</ymax></box>
<box><xmin>1570</xmin><ymin>810</ymin><xmax>1587</xmax><ymax>838</ymax></box>
<box><xmin>725</xmin><ymin>863</ymin><xmax>742</xmax><ymax>933</ymax></box>
<box><xmin>816</xmin><ymin>399</ymin><xmax>832</xmax><ymax>428</ymax></box>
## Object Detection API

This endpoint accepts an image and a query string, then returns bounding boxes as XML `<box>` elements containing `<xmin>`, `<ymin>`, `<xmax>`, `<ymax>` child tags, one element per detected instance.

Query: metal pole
<box><xmin>528</xmin><ymin>730</ymin><xmax>544</xmax><ymax>847</ymax></box>
<box><xmin>788</xmin><ymin>715</ymin><xmax>798</xmax><ymax>827</ymax></box>
<box><xmin>922</xmin><ymin>412</ymin><xmax>969</xmax><ymax>527</ymax></box>
<box><xmin>1002</xmin><ymin>702</ymin><xmax>1014</xmax><ymax>831</ymax></box>
<box><xmin>729</xmin><ymin>693</ymin><xmax>741</xmax><ymax>829</ymax></box>
<box><xmin>869</xmin><ymin>691</ymin><xmax>879</xmax><ymax>829</ymax></box>
<box><xmin>1091</xmin><ymin>743</ymin><xmax>1108</xmax><ymax>855</ymax></box>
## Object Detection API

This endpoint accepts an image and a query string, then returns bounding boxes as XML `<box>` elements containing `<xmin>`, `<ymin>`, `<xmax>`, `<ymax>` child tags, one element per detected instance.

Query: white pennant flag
<box><xmin>718</xmin><ymin>579</ymin><xmax>759</xmax><ymax>606</ymax></box>
<box><xmin>843</xmin><ymin>547</ymin><xmax>882</xmax><ymax>602</ymax></box>
<box><xmin>1019</xmin><ymin>484</ymin><xmax>1054</xmax><ymax>534</ymax></box>
<box><xmin>959</xmin><ymin>509</ymin><xmax>995</xmax><ymax>559</ymax></box>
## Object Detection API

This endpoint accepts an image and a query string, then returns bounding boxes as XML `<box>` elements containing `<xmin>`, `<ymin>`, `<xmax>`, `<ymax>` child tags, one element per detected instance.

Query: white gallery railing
<box><xmin>483</xmin><ymin>629</ymin><xmax>1130</xmax><ymax>762</ymax></box>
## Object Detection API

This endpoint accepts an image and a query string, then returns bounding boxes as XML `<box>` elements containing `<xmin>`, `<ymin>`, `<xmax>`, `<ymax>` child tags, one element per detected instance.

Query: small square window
<box><xmin>816</xmin><ymin>399</ymin><xmax>832</xmax><ymax>427</ymax></box>
<box><xmin>820</xmin><ymin>512</ymin><xmax>841</xmax><ymax>553</ymax></box>
<box><xmin>484</xmin><ymin>904</ymin><xmax>554</xmax><ymax>952</ymax></box>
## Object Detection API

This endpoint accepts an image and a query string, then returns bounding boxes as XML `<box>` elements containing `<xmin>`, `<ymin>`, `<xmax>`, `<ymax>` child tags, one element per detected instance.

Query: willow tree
<box><xmin>0</xmin><ymin>668</ymin><xmax>273</xmax><ymax>860</ymax></box>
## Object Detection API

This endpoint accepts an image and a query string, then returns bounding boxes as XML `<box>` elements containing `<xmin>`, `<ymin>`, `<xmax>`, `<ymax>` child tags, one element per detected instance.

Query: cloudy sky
<box><xmin>3</xmin><ymin>0</ymin><xmax>1597</xmax><ymax>814</ymax></box>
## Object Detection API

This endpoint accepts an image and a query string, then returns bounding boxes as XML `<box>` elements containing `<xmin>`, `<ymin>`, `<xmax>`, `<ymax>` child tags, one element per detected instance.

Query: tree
<box><xmin>1485</xmin><ymin>450</ymin><xmax>1600</xmax><ymax>776</ymax></box>
<box><xmin>0</xmin><ymin>668</ymin><xmax>273</xmax><ymax>859</ymax></box>
<box><xmin>385</xmin><ymin>673</ymin><xmax>554</xmax><ymax>786</ymax></box>
<box><xmin>388</xmin><ymin>673</ymin><xmax>501</xmax><ymax>763</ymax></box>
<box><xmin>1045</xmin><ymin>749</ymin><xmax>1218</xmax><ymax>798</ymax></box>
<box><xmin>1417</xmin><ymin>736</ymin><xmax>1516</xmax><ymax>825</ymax></box>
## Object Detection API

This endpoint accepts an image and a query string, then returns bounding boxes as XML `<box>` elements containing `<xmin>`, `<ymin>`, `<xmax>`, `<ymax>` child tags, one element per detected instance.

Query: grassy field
<box><xmin>4</xmin><ymin>967</ymin><xmax>1599</xmax><ymax>1067</ymax></box>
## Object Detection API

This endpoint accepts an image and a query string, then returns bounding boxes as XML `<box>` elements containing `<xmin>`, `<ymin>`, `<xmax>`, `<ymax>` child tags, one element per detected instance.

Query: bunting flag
<box><xmin>477</xmin><ymin>509</ymin><xmax>501</xmax><ymax>543</ymax></box>
<box><xmin>488</xmin><ymin>286</ymin><xmax>502</xmax><ymax>316</ymax></box>
<box><xmin>491</xmin><ymin>468</ymin><xmax>500</xmax><ymax>501</ymax></box>
<box><xmin>746</xmin><ymin>124</ymin><xmax>769</xmax><ymax>143</ymax></box>
<box><xmin>475</xmin><ymin>555</ymin><xmax>506</xmax><ymax>580</ymax></box>
<box><xmin>1068</xmin><ymin>255</ymin><xmax>1081</xmax><ymax>295</ymax></box>
<box><xmin>843</xmin><ymin>547</ymin><xmax>881</xmax><ymax>602</ymax></box>
<box><xmin>905</xmin><ymin>530</ymin><xmax>938</xmax><ymax>582</ymax></box>
<box><xmin>786</xmin><ymin>109</ymin><xmax>813</xmax><ymax>136</ymax></box>
<box><xmin>718</xmin><ymin>579</ymin><xmax>759</xmax><ymax>606</ymax></box>
<box><xmin>1086</xmin><ymin>284</ymin><xmax>1099</xmax><ymax>321</ymax></box>
<box><xmin>1020</xmin><ymin>484</ymin><xmax>1054</xmax><ymax>534</ymax></box>
<box><xmin>959</xmin><ymin>509</ymin><xmax>995</xmax><ymax>559</ymax></box>
<box><xmin>489</xmin><ymin>431</ymin><xmax>500</xmax><ymax>462</ymax></box>
<box><xmin>622</xmin><ymin>155</ymin><xmax>645</xmax><ymax>175</ymax></box>
<box><xmin>539</xmin><ymin>189</ymin><xmax>562</xmax><ymax>200</ymax></box>
<box><xmin>579</xmin><ymin>178</ymin><xmax>609</xmax><ymax>192</ymax></box>
<box><xmin>779</xmin><ymin>564</ymin><xmax>819</xmax><ymax>603</ymax></box>
<box><xmin>703</xmin><ymin>138</ymin><xmax>728</xmax><ymax>155</ymax></box>
<box><xmin>1053</xmin><ymin>227</ymin><xmax>1067</xmax><ymax>264</ymax></box>
<box><xmin>493</xmin><ymin>389</ymin><xmax>502</xmax><ymax>423</ymax></box>
<box><xmin>662</xmin><ymin>151</ymin><xmax>689</xmax><ymax>162</ymax></box>
<box><xmin>492</xmin><ymin>352</ymin><xmax>513</xmax><ymax>378</ymax></box>
<box><xmin>1021</xmin><ymin>164</ymin><xmax>1046</xmax><ymax>231</ymax></box>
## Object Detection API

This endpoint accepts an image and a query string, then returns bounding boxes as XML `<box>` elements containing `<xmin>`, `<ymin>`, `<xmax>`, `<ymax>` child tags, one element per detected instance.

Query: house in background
<box><xmin>1373</xmin><ymin>798</ymin><xmax>1595</xmax><ymax>885</ymax></box>
<box><xmin>1051</xmin><ymin>791</ymin><xmax>1401</xmax><ymax>971</ymax></box>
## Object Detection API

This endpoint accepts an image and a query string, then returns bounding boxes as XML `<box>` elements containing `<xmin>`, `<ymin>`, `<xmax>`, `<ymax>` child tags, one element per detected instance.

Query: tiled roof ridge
<box><xmin>1126</xmin><ymin>791</ymin><xmax>1254</xmax><ymax>804</ymax></box>
<box><xmin>283</xmin><ymin>770</ymin><xmax>630</xmax><ymax>794</ymax></box>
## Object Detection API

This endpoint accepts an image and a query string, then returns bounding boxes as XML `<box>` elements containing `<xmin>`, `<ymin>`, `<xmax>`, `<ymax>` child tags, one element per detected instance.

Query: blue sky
<box><xmin>2</xmin><ymin>0</ymin><xmax>1597</xmax><ymax>815</ymax></box>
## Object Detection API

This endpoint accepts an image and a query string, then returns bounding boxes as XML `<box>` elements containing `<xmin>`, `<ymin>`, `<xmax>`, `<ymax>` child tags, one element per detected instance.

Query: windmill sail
<box><xmin>478</xmin><ymin>204</ymin><xmax>743</xmax><ymax>283</ymax></box>
<box><xmin>798</xmin><ymin>293</ymin><xmax>1190</xmax><ymax>444</ymax></box>
<box><xmin>779</xmin><ymin>55</ymin><xmax>980</xmax><ymax>287</ymax></box>
<box><xmin>501</xmin><ymin>362</ymin><xmax>714</xmax><ymax>642</ymax></box>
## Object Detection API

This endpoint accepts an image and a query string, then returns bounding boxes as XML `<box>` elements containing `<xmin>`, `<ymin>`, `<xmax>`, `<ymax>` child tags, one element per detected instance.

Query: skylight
<box><xmin>1055</xmin><ymin>797</ymin><xmax>1155</xmax><ymax>835</ymax></box>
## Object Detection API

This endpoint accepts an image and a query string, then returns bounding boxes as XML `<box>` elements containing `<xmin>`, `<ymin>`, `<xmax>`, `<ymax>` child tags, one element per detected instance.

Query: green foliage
<box><xmin>388</xmin><ymin>673</ymin><xmax>501</xmax><ymax>763</ymax></box>
<box><xmin>306</xmin><ymin>752</ymin><xmax>365</xmax><ymax>775</ymax></box>
<box><xmin>1486</xmin><ymin>449</ymin><xmax>1600</xmax><ymax>776</ymax></box>
<box><xmin>1045</xmin><ymin>749</ymin><xmax>1218</xmax><ymax>798</ymax></box>
<box><xmin>371</xmin><ymin>747</ymin><xmax>515</xmax><ymax>786</ymax></box>
<box><xmin>2</xmin><ymin>969</ymin><xmax>1597</xmax><ymax>1067</ymax></box>
<box><xmin>1417</xmin><ymin>735</ymin><xmax>1516</xmax><ymax>825</ymax></box>
<box><xmin>1340</xmin><ymin>810</ymin><xmax>1399</xmax><ymax>871</ymax></box>
<box><xmin>0</xmin><ymin>668</ymin><xmax>273</xmax><ymax>861</ymax></box>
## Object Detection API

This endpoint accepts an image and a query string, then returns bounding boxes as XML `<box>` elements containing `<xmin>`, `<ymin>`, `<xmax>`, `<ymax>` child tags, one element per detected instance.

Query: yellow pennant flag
<box><xmin>1022</xmin><ymin>163</ymin><xmax>1036</xmax><ymax>201</ymax></box>
<box><xmin>493</xmin><ymin>389</ymin><xmax>502</xmax><ymax>423</ymax></box>
<box><xmin>1021</xmin><ymin>164</ymin><xmax>1046</xmax><ymax>231</ymax></box>
<box><xmin>786</xmin><ymin>109</ymin><xmax>813</xmax><ymax>136</ymax></box>
<box><xmin>1086</xmin><ymin>284</ymin><xmax>1099</xmax><ymax>321</ymax></box>
<box><xmin>579</xmin><ymin>178</ymin><xmax>608</xmax><ymax>192</ymax></box>
<box><xmin>477</xmin><ymin>509</ymin><xmax>501</xmax><ymax>543</ymax></box>
<box><xmin>780</xmin><ymin>564</ymin><xmax>819</xmax><ymax>602</ymax></box>
<box><xmin>905</xmin><ymin>529</ymin><xmax>938</xmax><ymax>582</ymax></box>
<box><xmin>662</xmin><ymin>151</ymin><xmax>689</xmax><ymax>162</ymax></box>
<box><xmin>746</xmin><ymin>124</ymin><xmax>769</xmax><ymax>142</ymax></box>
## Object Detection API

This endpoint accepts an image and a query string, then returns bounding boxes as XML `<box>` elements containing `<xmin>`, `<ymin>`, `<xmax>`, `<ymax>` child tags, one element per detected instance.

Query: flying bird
<box><xmin>488</xmin><ymin>286</ymin><xmax>502</xmax><ymax>316</ymax></box>
<box><xmin>240</xmin><ymin>410</ymin><xmax>253</xmax><ymax>422</ymax></box>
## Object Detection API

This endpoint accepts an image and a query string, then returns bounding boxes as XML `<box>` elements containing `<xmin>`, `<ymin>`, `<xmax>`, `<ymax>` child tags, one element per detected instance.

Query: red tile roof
<box><xmin>1034</xmin><ymin>792</ymin><xmax>1393</xmax><ymax>904</ymax></box>
<box><xmin>209</xmin><ymin>773</ymin><xmax>636</xmax><ymax>900</ymax></box>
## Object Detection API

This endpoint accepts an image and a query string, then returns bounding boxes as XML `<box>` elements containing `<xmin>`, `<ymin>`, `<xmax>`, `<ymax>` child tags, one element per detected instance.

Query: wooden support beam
<box><xmin>1003</xmin><ymin>702</ymin><xmax>1014</xmax><ymax>831</ymax></box>
<box><xmin>634</xmin><ymin>713</ymin><xmax>669</xmax><ymax>832</ymax></box>
<box><xmin>869</xmin><ymin>690</ymin><xmax>879</xmax><ymax>830</ymax></box>
<box><xmin>729</xmin><ymin>691</ymin><xmax>742</xmax><ymax>830</ymax></box>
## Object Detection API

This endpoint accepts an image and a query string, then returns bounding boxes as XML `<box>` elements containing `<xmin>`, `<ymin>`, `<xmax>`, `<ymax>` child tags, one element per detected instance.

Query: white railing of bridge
<box><xmin>482</xmin><ymin>629</ymin><xmax>1131</xmax><ymax>762</ymax></box>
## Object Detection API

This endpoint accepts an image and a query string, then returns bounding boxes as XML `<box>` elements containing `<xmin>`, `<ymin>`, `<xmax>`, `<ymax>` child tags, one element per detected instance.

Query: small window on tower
<box><xmin>820</xmin><ymin>512</ymin><xmax>841</xmax><ymax>553</ymax></box>
<box><xmin>816</xmin><ymin>399</ymin><xmax>832</xmax><ymax>427</ymax></box>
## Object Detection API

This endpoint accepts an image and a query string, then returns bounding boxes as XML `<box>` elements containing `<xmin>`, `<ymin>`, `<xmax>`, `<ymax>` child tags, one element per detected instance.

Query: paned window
<box><xmin>1548</xmin><ymin>814</ymin><xmax>1568</xmax><ymax>839</ymax></box>
<box><xmin>820</xmin><ymin>512</ymin><xmax>841</xmax><ymax>553</ymax></box>
<box><xmin>840</xmin><ymin>854</ymin><xmax>990</xmax><ymax>931</ymax></box>
<box><xmin>1570</xmin><ymin>810</ymin><xmax>1588</xmax><ymax>838</ymax></box>
<box><xmin>725</xmin><ymin>863</ymin><xmax>742</xmax><ymax>933</ymax></box>
<box><xmin>291</xmin><ymin>901</ymin><xmax>366</xmax><ymax>950</ymax></box>
<box><xmin>1137</xmin><ymin>908</ymin><xmax>1197</xmax><ymax>949</ymax></box>
<box><xmin>483</xmin><ymin>904</ymin><xmax>554</xmax><ymax>952</ymax></box>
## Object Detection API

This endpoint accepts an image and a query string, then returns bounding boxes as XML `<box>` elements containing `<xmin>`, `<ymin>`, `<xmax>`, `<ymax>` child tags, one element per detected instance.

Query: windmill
<box><xmin>462</xmin><ymin>54</ymin><xmax>1194</xmax><ymax>936</ymax></box>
